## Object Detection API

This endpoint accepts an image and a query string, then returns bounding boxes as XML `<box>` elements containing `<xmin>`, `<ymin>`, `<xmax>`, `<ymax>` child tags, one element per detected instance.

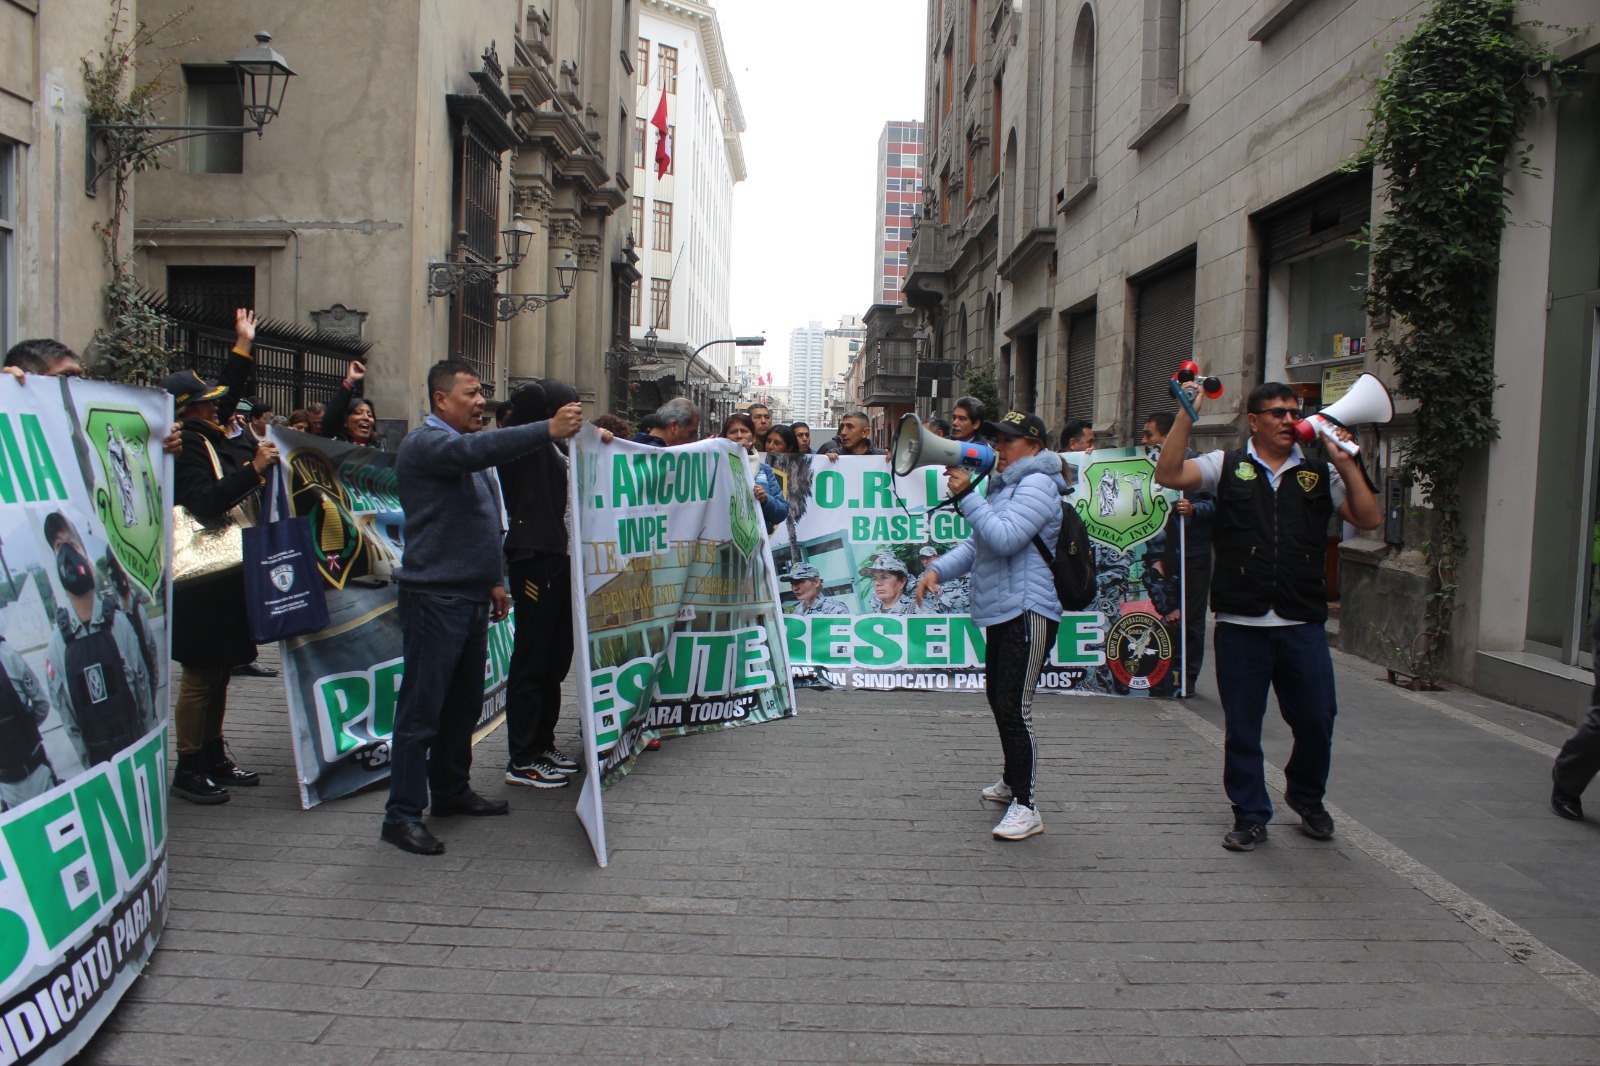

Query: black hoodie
<box><xmin>499</xmin><ymin>380</ymin><xmax>575</xmax><ymax>559</ymax></box>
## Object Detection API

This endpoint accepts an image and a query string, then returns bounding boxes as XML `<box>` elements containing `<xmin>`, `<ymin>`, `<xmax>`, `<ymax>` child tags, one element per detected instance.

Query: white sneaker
<box><xmin>993</xmin><ymin>800</ymin><xmax>1043</xmax><ymax>840</ymax></box>
<box><xmin>981</xmin><ymin>780</ymin><xmax>1013</xmax><ymax>804</ymax></box>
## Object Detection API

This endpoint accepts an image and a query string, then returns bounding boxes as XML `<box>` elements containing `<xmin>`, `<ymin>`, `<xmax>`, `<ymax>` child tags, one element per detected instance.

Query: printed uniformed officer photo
<box><xmin>42</xmin><ymin>511</ymin><xmax>157</xmax><ymax>770</ymax></box>
<box><xmin>779</xmin><ymin>562</ymin><xmax>850</xmax><ymax>616</ymax></box>
<box><xmin>859</xmin><ymin>550</ymin><xmax>928</xmax><ymax>616</ymax></box>
<box><xmin>0</xmin><ymin>633</ymin><xmax>58</xmax><ymax>809</ymax></box>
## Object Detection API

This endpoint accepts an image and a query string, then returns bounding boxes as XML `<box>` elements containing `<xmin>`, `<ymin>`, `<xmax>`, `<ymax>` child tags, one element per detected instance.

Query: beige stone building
<box><xmin>1</xmin><ymin>0</ymin><xmax>126</xmax><ymax>355</ymax></box>
<box><xmin>129</xmin><ymin>0</ymin><xmax>641</xmax><ymax>428</ymax></box>
<box><xmin>905</xmin><ymin>0</ymin><xmax>1600</xmax><ymax>711</ymax></box>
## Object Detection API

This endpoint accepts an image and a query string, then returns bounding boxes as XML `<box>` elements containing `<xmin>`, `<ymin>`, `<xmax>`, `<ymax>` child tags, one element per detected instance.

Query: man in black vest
<box><xmin>1155</xmin><ymin>381</ymin><xmax>1379</xmax><ymax>851</ymax></box>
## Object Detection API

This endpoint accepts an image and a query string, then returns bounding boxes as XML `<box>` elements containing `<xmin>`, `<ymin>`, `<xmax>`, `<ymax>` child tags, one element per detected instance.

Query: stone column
<box><xmin>507</xmin><ymin>176</ymin><xmax>554</xmax><ymax>385</ymax></box>
<box><xmin>544</xmin><ymin>212</ymin><xmax>583</xmax><ymax>388</ymax></box>
<box><xmin>573</xmin><ymin>235</ymin><xmax>604</xmax><ymax>406</ymax></box>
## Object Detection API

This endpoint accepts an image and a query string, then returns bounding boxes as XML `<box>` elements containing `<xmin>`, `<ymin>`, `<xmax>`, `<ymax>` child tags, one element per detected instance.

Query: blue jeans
<box><xmin>1213</xmin><ymin>621</ymin><xmax>1338</xmax><ymax>826</ymax></box>
<box><xmin>385</xmin><ymin>590</ymin><xmax>490</xmax><ymax>825</ymax></box>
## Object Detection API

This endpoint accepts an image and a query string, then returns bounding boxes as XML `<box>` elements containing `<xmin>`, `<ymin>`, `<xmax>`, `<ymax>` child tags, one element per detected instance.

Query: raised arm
<box><xmin>1152</xmin><ymin>392</ymin><xmax>1206</xmax><ymax>493</ymax></box>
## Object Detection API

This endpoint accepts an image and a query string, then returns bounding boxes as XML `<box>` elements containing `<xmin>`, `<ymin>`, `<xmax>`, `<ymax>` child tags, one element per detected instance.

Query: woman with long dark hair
<box><xmin>721</xmin><ymin>413</ymin><xmax>787</xmax><ymax>532</ymax></box>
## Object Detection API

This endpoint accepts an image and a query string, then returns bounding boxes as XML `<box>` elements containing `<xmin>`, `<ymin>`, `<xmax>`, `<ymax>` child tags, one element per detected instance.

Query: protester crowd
<box><xmin>23</xmin><ymin>326</ymin><xmax>1600</xmax><ymax>863</ymax></box>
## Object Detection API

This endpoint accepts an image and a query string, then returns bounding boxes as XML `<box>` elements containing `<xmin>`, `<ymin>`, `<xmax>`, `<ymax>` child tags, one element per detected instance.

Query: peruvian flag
<box><xmin>651</xmin><ymin>91</ymin><xmax>672</xmax><ymax>178</ymax></box>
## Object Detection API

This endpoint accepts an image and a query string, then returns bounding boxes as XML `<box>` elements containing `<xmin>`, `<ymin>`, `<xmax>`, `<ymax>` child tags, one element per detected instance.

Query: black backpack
<box><xmin>1033</xmin><ymin>502</ymin><xmax>1097</xmax><ymax>611</ymax></box>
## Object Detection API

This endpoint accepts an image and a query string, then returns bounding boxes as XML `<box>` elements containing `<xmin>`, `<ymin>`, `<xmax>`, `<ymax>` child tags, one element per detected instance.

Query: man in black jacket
<box><xmin>1155</xmin><ymin>381</ymin><xmax>1379</xmax><ymax>852</ymax></box>
<box><xmin>498</xmin><ymin>380</ymin><xmax>581</xmax><ymax>789</ymax></box>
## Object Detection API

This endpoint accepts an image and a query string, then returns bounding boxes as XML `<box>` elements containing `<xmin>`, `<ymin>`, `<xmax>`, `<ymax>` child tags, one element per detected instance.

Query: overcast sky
<box><xmin>715</xmin><ymin>1</ymin><xmax>927</xmax><ymax>383</ymax></box>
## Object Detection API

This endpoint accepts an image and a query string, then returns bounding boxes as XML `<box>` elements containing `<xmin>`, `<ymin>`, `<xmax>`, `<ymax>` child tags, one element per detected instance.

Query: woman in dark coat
<box><xmin>162</xmin><ymin>310</ymin><xmax>277</xmax><ymax>805</ymax></box>
<box><xmin>321</xmin><ymin>359</ymin><xmax>383</xmax><ymax>448</ymax></box>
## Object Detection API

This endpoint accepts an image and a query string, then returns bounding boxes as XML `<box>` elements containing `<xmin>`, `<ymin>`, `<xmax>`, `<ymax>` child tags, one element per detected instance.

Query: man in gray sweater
<box><xmin>381</xmin><ymin>360</ymin><xmax>584</xmax><ymax>855</ymax></box>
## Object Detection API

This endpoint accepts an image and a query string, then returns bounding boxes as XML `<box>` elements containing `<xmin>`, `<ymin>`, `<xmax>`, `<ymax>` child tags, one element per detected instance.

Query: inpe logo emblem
<box><xmin>271</xmin><ymin>564</ymin><xmax>295</xmax><ymax>592</ymax></box>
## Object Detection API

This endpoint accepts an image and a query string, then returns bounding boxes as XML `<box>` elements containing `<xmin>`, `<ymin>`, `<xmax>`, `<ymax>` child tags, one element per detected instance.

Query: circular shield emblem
<box><xmin>1106</xmin><ymin>611</ymin><xmax>1174</xmax><ymax>690</ymax></box>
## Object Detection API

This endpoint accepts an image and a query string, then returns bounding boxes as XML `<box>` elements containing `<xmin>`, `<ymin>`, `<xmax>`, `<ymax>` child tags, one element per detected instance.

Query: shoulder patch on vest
<box><xmin>1234</xmin><ymin>461</ymin><xmax>1258</xmax><ymax>482</ymax></box>
<box><xmin>1296</xmin><ymin>469</ymin><xmax>1320</xmax><ymax>492</ymax></box>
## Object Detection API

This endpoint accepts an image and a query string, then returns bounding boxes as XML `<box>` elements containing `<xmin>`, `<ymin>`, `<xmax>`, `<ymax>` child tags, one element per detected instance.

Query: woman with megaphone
<box><xmin>914</xmin><ymin>411</ymin><xmax>1066</xmax><ymax>842</ymax></box>
<box><xmin>1153</xmin><ymin>378</ymin><xmax>1381</xmax><ymax>853</ymax></box>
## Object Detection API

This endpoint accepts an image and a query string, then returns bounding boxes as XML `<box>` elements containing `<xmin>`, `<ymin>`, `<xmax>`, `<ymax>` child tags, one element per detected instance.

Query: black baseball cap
<box><xmin>982</xmin><ymin>411</ymin><xmax>1048</xmax><ymax>443</ymax></box>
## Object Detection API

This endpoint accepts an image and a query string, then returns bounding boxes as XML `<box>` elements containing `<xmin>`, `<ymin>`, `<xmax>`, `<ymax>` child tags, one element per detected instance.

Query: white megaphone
<box><xmin>891</xmin><ymin>413</ymin><xmax>996</xmax><ymax>478</ymax></box>
<box><xmin>1294</xmin><ymin>372</ymin><xmax>1394</xmax><ymax>456</ymax></box>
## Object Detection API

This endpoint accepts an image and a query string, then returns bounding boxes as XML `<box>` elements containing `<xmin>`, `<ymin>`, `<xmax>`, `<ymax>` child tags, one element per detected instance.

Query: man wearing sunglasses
<box><xmin>1154</xmin><ymin>380</ymin><xmax>1380</xmax><ymax>853</ymax></box>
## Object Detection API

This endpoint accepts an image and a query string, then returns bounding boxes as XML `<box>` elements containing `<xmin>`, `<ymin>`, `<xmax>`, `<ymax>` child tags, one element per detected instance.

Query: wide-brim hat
<box><xmin>858</xmin><ymin>550</ymin><xmax>909</xmax><ymax>578</ymax></box>
<box><xmin>160</xmin><ymin>369</ymin><xmax>228</xmax><ymax>408</ymax></box>
<box><xmin>781</xmin><ymin>563</ymin><xmax>823</xmax><ymax>583</ymax></box>
<box><xmin>982</xmin><ymin>410</ymin><xmax>1048</xmax><ymax>443</ymax></box>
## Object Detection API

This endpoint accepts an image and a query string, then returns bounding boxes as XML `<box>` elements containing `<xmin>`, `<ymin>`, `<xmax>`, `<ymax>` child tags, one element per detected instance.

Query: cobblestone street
<box><xmin>81</xmin><ymin>645</ymin><xmax>1600</xmax><ymax>1064</ymax></box>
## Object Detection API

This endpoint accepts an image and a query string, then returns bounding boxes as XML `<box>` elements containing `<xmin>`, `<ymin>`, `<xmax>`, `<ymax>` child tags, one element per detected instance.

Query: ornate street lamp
<box><xmin>427</xmin><ymin>215</ymin><xmax>536</xmax><ymax>298</ymax></box>
<box><xmin>86</xmin><ymin>31</ymin><xmax>296</xmax><ymax>196</ymax></box>
<box><xmin>495</xmin><ymin>251</ymin><xmax>579</xmax><ymax>321</ymax></box>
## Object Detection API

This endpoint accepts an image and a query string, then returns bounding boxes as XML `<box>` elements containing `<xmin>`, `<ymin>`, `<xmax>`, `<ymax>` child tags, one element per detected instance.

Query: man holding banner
<box><xmin>382</xmin><ymin>360</ymin><xmax>584</xmax><ymax>856</ymax></box>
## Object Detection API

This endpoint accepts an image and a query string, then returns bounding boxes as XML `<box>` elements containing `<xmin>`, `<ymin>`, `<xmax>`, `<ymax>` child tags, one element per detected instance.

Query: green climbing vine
<box><xmin>961</xmin><ymin>364</ymin><xmax>1000</xmax><ymax>415</ymax></box>
<box><xmin>1352</xmin><ymin>0</ymin><xmax>1572</xmax><ymax>679</ymax></box>
<box><xmin>81</xmin><ymin>0</ymin><xmax>192</xmax><ymax>383</ymax></box>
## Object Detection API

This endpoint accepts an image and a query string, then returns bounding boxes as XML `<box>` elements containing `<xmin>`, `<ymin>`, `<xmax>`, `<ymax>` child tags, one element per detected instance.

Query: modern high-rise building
<box><xmin>787</xmin><ymin>321</ymin><xmax>827</xmax><ymax>427</ymax></box>
<box><xmin>873</xmin><ymin>121</ymin><xmax>924</xmax><ymax>305</ymax></box>
<box><xmin>631</xmin><ymin>0</ymin><xmax>747</xmax><ymax>413</ymax></box>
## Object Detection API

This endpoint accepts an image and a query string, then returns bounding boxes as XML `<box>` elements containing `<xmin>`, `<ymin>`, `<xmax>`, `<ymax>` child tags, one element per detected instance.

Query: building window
<box><xmin>665</xmin><ymin>126</ymin><xmax>675</xmax><ymax>174</ymax></box>
<box><xmin>943</xmin><ymin>48</ymin><xmax>954</xmax><ymax>115</ymax></box>
<box><xmin>992</xmin><ymin>78</ymin><xmax>1002</xmax><ymax>177</ymax></box>
<box><xmin>0</xmin><ymin>143</ymin><xmax>12</xmax><ymax>352</ymax></box>
<box><xmin>1064</xmin><ymin>308</ymin><xmax>1095</xmax><ymax>423</ymax></box>
<box><xmin>631</xmin><ymin>196</ymin><xmax>645</xmax><ymax>245</ymax></box>
<box><xmin>167</xmin><ymin>265</ymin><xmax>255</xmax><ymax>316</ymax></box>
<box><xmin>634</xmin><ymin>118</ymin><xmax>647</xmax><ymax>169</ymax></box>
<box><xmin>939</xmin><ymin>171</ymin><xmax>950</xmax><ymax>225</ymax></box>
<box><xmin>1141</xmin><ymin>0</ymin><xmax>1183</xmax><ymax>117</ymax></box>
<box><xmin>969</xmin><ymin>0</ymin><xmax>979</xmax><ymax>65</ymax></box>
<box><xmin>1132</xmin><ymin>256</ymin><xmax>1196</xmax><ymax>439</ymax></box>
<box><xmin>650</xmin><ymin>277</ymin><xmax>671</xmax><ymax>329</ymax></box>
<box><xmin>659</xmin><ymin>45</ymin><xmax>678</xmax><ymax>94</ymax></box>
<box><xmin>449</xmin><ymin>124</ymin><xmax>504</xmax><ymax>391</ymax></box>
<box><xmin>637</xmin><ymin>38</ymin><xmax>650</xmax><ymax>87</ymax></box>
<box><xmin>652</xmin><ymin>200</ymin><xmax>673</xmax><ymax>251</ymax></box>
<box><xmin>631</xmin><ymin>278</ymin><xmax>642</xmax><ymax>327</ymax></box>
<box><xmin>184</xmin><ymin>67</ymin><xmax>243</xmax><ymax>173</ymax></box>
<box><xmin>1068</xmin><ymin>4</ymin><xmax>1096</xmax><ymax>186</ymax></box>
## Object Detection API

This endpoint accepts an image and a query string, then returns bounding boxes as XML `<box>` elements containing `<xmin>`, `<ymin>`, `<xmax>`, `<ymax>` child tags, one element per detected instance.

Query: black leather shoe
<box><xmin>1552</xmin><ymin>787</ymin><xmax>1584</xmax><ymax>821</ymax></box>
<box><xmin>204</xmin><ymin>738</ymin><xmax>258</xmax><ymax>787</ymax></box>
<box><xmin>430</xmin><ymin>793</ymin><xmax>510</xmax><ymax>817</ymax></box>
<box><xmin>381</xmin><ymin>821</ymin><xmax>445</xmax><ymax>855</ymax></box>
<box><xmin>232</xmin><ymin>661</ymin><xmax>279</xmax><ymax>678</ymax></box>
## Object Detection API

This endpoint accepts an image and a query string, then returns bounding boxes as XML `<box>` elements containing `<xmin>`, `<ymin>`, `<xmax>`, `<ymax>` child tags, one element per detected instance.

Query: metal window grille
<box><xmin>166</xmin><ymin>266</ymin><xmax>255</xmax><ymax>317</ymax></box>
<box><xmin>450</xmin><ymin>123</ymin><xmax>502</xmax><ymax>392</ymax></box>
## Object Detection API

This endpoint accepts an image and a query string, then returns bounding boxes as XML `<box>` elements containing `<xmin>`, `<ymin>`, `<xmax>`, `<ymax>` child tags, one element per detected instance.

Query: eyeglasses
<box><xmin>1249</xmin><ymin>407</ymin><xmax>1301</xmax><ymax>420</ymax></box>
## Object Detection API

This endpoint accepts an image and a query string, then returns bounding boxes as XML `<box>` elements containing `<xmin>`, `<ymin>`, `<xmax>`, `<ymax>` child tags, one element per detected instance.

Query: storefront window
<box><xmin>1286</xmin><ymin>243</ymin><xmax>1369</xmax><ymax>364</ymax></box>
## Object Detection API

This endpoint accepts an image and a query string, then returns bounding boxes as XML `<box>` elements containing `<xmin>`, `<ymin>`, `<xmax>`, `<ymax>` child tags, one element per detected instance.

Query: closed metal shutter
<box><xmin>1133</xmin><ymin>262</ymin><xmax>1195</xmax><ymax>427</ymax></box>
<box><xmin>1258</xmin><ymin>170</ymin><xmax>1372</xmax><ymax>266</ymax></box>
<box><xmin>1065</xmin><ymin>310</ymin><xmax>1095</xmax><ymax>423</ymax></box>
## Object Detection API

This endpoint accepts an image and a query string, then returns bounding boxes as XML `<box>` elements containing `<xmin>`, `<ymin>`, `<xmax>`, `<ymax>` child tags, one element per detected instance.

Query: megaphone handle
<box><xmin>1168</xmin><ymin>377</ymin><xmax>1200</xmax><ymax>422</ymax></box>
<box><xmin>1317</xmin><ymin>419</ymin><xmax>1360</xmax><ymax>456</ymax></box>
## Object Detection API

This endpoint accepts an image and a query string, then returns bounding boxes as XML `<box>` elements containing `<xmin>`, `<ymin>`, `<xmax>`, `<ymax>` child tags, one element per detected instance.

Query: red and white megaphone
<box><xmin>1294</xmin><ymin>373</ymin><xmax>1393</xmax><ymax>456</ymax></box>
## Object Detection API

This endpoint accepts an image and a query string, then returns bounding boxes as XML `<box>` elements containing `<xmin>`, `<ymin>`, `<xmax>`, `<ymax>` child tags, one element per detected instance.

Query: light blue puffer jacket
<box><xmin>931</xmin><ymin>449</ymin><xmax>1066</xmax><ymax>627</ymax></box>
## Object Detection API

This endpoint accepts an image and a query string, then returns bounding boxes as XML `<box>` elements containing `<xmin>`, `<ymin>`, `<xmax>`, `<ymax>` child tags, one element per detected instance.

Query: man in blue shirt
<box><xmin>382</xmin><ymin>361</ymin><xmax>583</xmax><ymax>855</ymax></box>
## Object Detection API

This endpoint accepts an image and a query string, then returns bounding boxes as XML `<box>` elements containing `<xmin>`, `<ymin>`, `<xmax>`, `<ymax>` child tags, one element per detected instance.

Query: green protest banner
<box><xmin>569</xmin><ymin>426</ymin><xmax>796</xmax><ymax>866</ymax></box>
<box><xmin>268</xmin><ymin>429</ymin><xmax>509</xmax><ymax>808</ymax></box>
<box><xmin>0</xmin><ymin>376</ymin><xmax>173</xmax><ymax>1066</ymax></box>
<box><xmin>765</xmin><ymin>449</ymin><xmax>1188</xmax><ymax>697</ymax></box>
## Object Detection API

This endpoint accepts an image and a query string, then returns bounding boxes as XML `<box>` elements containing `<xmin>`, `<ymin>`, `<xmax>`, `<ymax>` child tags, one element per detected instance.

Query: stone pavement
<box><xmin>80</xmin><ymin>644</ymin><xmax>1600</xmax><ymax>1065</ymax></box>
